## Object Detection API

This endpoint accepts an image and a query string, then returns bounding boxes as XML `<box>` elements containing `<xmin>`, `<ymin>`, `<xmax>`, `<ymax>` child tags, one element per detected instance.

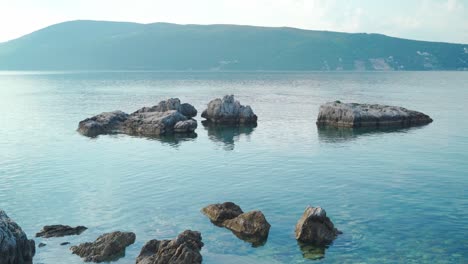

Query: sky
<box><xmin>0</xmin><ymin>0</ymin><xmax>467</xmax><ymax>44</ymax></box>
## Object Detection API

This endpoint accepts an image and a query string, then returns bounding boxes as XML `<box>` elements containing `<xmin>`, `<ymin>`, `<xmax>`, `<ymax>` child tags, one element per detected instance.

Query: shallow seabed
<box><xmin>0</xmin><ymin>71</ymin><xmax>467</xmax><ymax>263</ymax></box>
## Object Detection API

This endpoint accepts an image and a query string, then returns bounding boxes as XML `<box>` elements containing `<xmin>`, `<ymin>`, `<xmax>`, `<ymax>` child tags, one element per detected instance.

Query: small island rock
<box><xmin>136</xmin><ymin>230</ymin><xmax>203</xmax><ymax>264</ymax></box>
<box><xmin>201</xmin><ymin>95</ymin><xmax>257</xmax><ymax>124</ymax></box>
<box><xmin>70</xmin><ymin>231</ymin><xmax>136</xmax><ymax>263</ymax></box>
<box><xmin>78</xmin><ymin>99</ymin><xmax>197</xmax><ymax>137</ymax></box>
<box><xmin>316</xmin><ymin>101</ymin><xmax>433</xmax><ymax>128</ymax></box>
<box><xmin>202</xmin><ymin>202</ymin><xmax>244</xmax><ymax>224</ymax></box>
<box><xmin>0</xmin><ymin>210</ymin><xmax>36</xmax><ymax>264</ymax></box>
<box><xmin>295</xmin><ymin>206</ymin><xmax>341</xmax><ymax>245</ymax></box>
<box><xmin>36</xmin><ymin>225</ymin><xmax>87</xmax><ymax>238</ymax></box>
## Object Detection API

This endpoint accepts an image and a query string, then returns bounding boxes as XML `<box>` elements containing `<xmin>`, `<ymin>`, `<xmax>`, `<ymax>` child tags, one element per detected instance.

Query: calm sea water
<box><xmin>0</xmin><ymin>71</ymin><xmax>467</xmax><ymax>264</ymax></box>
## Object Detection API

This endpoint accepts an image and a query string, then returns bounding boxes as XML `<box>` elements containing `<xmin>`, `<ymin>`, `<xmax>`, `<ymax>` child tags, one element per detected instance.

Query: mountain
<box><xmin>0</xmin><ymin>20</ymin><xmax>467</xmax><ymax>71</ymax></box>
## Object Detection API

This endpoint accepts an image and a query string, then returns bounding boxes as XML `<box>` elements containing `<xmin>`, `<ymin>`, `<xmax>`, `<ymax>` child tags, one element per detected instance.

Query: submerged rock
<box><xmin>38</xmin><ymin>243</ymin><xmax>47</xmax><ymax>248</ymax></box>
<box><xmin>36</xmin><ymin>225</ymin><xmax>87</xmax><ymax>238</ymax></box>
<box><xmin>136</xmin><ymin>230</ymin><xmax>203</xmax><ymax>264</ymax></box>
<box><xmin>78</xmin><ymin>99</ymin><xmax>197</xmax><ymax>137</ymax></box>
<box><xmin>201</xmin><ymin>95</ymin><xmax>257</xmax><ymax>124</ymax></box>
<box><xmin>0</xmin><ymin>210</ymin><xmax>36</xmax><ymax>264</ymax></box>
<box><xmin>316</xmin><ymin>101</ymin><xmax>433</xmax><ymax>128</ymax></box>
<box><xmin>70</xmin><ymin>231</ymin><xmax>136</xmax><ymax>262</ymax></box>
<box><xmin>295</xmin><ymin>206</ymin><xmax>341</xmax><ymax>245</ymax></box>
<box><xmin>202</xmin><ymin>202</ymin><xmax>270</xmax><ymax>246</ymax></box>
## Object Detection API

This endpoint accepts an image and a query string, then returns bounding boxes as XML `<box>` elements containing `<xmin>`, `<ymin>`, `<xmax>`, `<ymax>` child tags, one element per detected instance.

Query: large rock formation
<box><xmin>36</xmin><ymin>225</ymin><xmax>87</xmax><ymax>238</ymax></box>
<box><xmin>202</xmin><ymin>202</ymin><xmax>270</xmax><ymax>246</ymax></box>
<box><xmin>201</xmin><ymin>95</ymin><xmax>257</xmax><ymax>124</ymax></box>
<box><xmin>78</xmin><ymin>98</ymin><xmax>197</xmax><ymax>137</ymax></box>
<box><xmin>136</xmin><ymin>230</ymin><xmax>203</xmax><ymax>264</ymax></box>
<box><xmin>295</xmin><ymin>206</ymin><xmax>341</xmax><ymax>245</ymax></box>
<box><xmin>316</xmin><ymin>101</ymin><xmax>433</xmax><ymax>128</ymax></box>
<box><xmin>70</xmin><ymin>231</ymin><xmax>136</xmax><ymax>262</ymax></box>
<box><xmin>0</xmin><ymin>210</ymin><xmax>35</xmax><ymax>264</ymax></box>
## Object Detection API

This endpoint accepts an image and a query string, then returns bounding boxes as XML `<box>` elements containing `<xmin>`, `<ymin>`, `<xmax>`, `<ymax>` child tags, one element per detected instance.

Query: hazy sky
<box><xmin>1</xmin><ymin>0</ymin><xmax>467</xmax><ymax>43</ymax></box>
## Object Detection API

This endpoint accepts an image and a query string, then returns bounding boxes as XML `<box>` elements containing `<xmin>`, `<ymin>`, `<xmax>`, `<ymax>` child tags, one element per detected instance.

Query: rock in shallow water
<box><xmin>202</xmin><ymin>202</ymin><xmax>270</xmax><ymax>246</ymax></box>
<box><xmin>201</xmin><ymin>95</ymin><xmax>257</xmax><ymax>124</ymax></box>
<box><xmin>0</xmin><ymin>210</ymin><xmax>35</xmax><ymax>264</ymax></box>
<box><xmin>36</xmin><ymin>224</ymin><xmax>87</xmax><ymax>238</ymax></box>
<box><xmin>295</xmin><ymin>206</ymin><xmax>341</xmax><ymax>245</ymax></box>
<box><xmin>78</xmin><ymin>99</ymin><xmax>197</xmax><ymax>137</ymax></box>
<box><xmin>316</xmin><ymin>101</ymin><xmax>433</xmax><ymax>128</ymax></box>
<box><xmin>70</xmin><ymin>231</ymin><xmax>135</xmax><ymax>262</ymax></box>
<box><xmin>136</xmin><ymin>230</ymin><xmax>203</xmax><ymax>264</ymax></box>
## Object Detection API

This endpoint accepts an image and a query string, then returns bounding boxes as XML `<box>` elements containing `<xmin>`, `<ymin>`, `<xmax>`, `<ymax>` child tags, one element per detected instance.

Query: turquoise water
<box><xmin>0</xmin><ymin>71</ymin><xmax>467</xmax><ymax>263</ymax></box>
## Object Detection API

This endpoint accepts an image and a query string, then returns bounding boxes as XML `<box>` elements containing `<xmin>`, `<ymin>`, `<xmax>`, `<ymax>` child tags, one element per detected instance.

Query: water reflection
<box><xmin>202</xmin><ymin>121</ymin><xmax>256</xmax><ymax>150</ymax></box>
<box><xmin>298</xmin><ymin>242</ymin><xmax>327</xmax><ymax>260</ymax></box>
<box><xmin>317</xmin><ymin>125</ymin><xmax>426</xmax><ymax>143</ymax></box>
<box><xmin>82</xmin><ymin>132</ymin><xmax>197</xmax><ymax>147</ymax></box>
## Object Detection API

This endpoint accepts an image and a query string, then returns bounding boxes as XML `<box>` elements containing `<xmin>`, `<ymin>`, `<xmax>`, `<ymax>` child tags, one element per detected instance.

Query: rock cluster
<box><xmin>295</xmin><ymin>206</ymin><xmax>341</xmax><ymax>245</ymax></box>
<box><xmin>316</xmin><ymin>101</ymin><xmax>433</xmax><ymax>128</ymax></box>
<box><xmin>78</xmin><ymin>98</ymin><xmax>197</xmax><ymax>137</ymax></box>
<box><xmin>136</xmin><ymin>230</ymin><xmax>204</xmax><ymax>264</ymax></box>
<box><xmin>36</xmin><ymin>224</ymin><xmax>87</xmax><ymax>238</ymax></box>
<box><xmin>201</xmin><ymin>95</ymin><xmax>257</xmax><ymax>124</ymax></box>
<box><xmin>70</xmin><ymin>231</ymin><xmax>136</xmax><ymax>262</ymax></box>
<box><xmin>202</xmin><ymin>202</ymin><xmax>270</xmax><ymax>246</ymax></box>
<box><xmin>0</xmin><ymin>210</ymin><xmax>35</xmax><ymax>264</ymax></box>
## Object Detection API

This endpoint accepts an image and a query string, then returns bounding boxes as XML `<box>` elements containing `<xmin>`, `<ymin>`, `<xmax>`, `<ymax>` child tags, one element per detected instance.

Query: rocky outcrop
<box><xmin>201</xmin><ymin>95</ymin><xmax>257</xmax><ymax>124</ymax></box>
<box><xmin>136</xmin><ymin>230</ymin><xmax>203</xmax><ymax>264</ymax></box>
<box><xmin>202</xmin><ymin>202</ymin><xmax>270</xmax><ymax>246</ymax></box>
<box><xmin>295</xmin><ymin>206</ymin><xmax>341</xmax><ymax>245</ymax></box>
<box><xmin>78</xmin><ymin>98</ymin><xmax>197</xmax><ymax>137</ymax></box>
<box><xmin>316</xmin><ymin>101</ymin><xmax>433</xmax><ymax>128</ymax></box>
<box><xmin>36</xmin><ymin>225</ymin><xmax>87</xmax><ymax>238</ymax></box>
<box><xmin>0</xmin><ymin>210</ymin><xmax>35</xmax><ymax>264</ymax></box>
<box><xmin>70</xmin><ymin>231</ymin><xmax>135</xmax><ymax>262</ymax></box>
<box><xmin>202</xmin><ymin>202</ymin><xmax>244</xmax><ymax>224</ymax></box>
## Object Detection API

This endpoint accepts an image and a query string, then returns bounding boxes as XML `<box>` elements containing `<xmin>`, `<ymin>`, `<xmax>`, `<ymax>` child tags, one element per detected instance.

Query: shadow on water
<box><xmin>81</xmin><ymin>132</ymin><xmax>198</xmax><ymax>148</ymax></box>
<box><xmin>202</xmin><ymin>121</ymin><xmax>257</xmax><ymax>150</ymax></box>
<box><xmin>317</xmin><ymin>124</ymin><xmax>428</xmax><ymax>143</ymax></box>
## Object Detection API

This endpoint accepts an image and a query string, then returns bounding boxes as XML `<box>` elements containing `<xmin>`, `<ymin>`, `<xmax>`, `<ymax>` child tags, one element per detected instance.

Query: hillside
<box><xmin>0</xmin><ymin>20</ymin><xmax>467</xmax><ymax>71</ymax></box>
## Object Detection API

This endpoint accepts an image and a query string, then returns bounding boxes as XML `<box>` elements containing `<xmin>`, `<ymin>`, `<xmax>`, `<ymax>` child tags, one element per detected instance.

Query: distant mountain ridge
<box><xmin>0</xmin><ymin>20</ymin><xmax>467</xmax><ymax>71</ymax></box>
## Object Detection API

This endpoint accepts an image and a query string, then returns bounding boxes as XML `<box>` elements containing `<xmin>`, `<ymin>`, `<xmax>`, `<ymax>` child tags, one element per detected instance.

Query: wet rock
<box><xmin>36</xmin><ymin>225</ymin><xmax>87</xmax><ymax>238</ymax></box>
<box><xmin>295</xmin><ymin>206</ymin><xmax>341</xmax><ymax>245</ymax></box>
<box><xmin>202</xmin><ymin>202</ymin><xmax>243</xmax><ymax>224</ymax></box>
<box><xmin>70</xmin><ymin>231</ymin><xmax>136</xmax><ymax>263</ymax></box>
<box><xmin>136</xmin><ymin>230</ymin><xmax>203</xmax><ymax>264</ymax></box>
<box><xmin>223</xmin><ymin>211</ymin><xmax>271</xmax><ymax>247</ymax></box>
<box><xmin>201</xmin><ymin>95</ymin><xmax>257</xmax><ymax>124</ymax></box>
<box><xmin>202</xmin><ymin>202</ymin><xmax>270</xmax><ymax>246</ymax></box>
<box><xmin>0</xmin><ymin>210</ymin><xmax>36</xmax><ymax>264</ymax></box>
<box><xmin>78</xmin><ymin>99</ymin><xmax>197</xmax><ymax>137</ymax></box>
<box><xmin>38</xmin><ymin>243</ymin><xmax>47</xmax><ymax>248</ymax></box>
<box><xmin>316</xmin><ymin>101</ymin><xmax>433</xmax><ymax>128</ymax></box>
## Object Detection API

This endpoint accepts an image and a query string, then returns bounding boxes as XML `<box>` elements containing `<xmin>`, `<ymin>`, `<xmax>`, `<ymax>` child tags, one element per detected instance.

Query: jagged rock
<box><xmin>295</xmin><ymin>206</ymin><xmax>341</xmax><ymax>245</ymax></box>
<box><xmin>202</xmin><ymin>202</ymin><xmax>244</xmax><ymax>224</ymax></box>
<box><xmin>36</xmin><ymin>225</ymin><xmax>87</xmax><ymax>238</ymax></box>
<box><xmin>201</xmin><ymin>95</ymin><xmax>257</xmax><ymax>124</ymax></box>
<box><xmin>202</xmin><ymin>202</ymin><xmax>270</xmax><ymax>246</ymax></box>
<box><xmin>70</xmin><ymin>231</ymin><xmax>135</xmax><ymax>263</ymax></box>
<box><xmin>316</xmin><ymin>101</ymin><xmax>433</xmax><ymax>128</ymax></box>
<box><xmin>136</xmin><ymin>230</ymin><xmax>203</xmax><ymax>264</ymax></box>
<box><xmin>0</xmin><ymin>210</ymin><xmax>35</xmax><ymax>264</ymax></box>
<box><xmin>78</xmin><ymin>99</ymin><xmax>197</xmax><ymax>137</ymax></box>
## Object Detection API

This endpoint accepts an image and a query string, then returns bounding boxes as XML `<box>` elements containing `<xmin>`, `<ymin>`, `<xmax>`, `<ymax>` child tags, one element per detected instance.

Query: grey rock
<box><xmin>60</xmin><ymin>242</ymin><xmax>70</xmax><ymax>246</ymax></box>
<box><xmin>36</xmin><ymin>225</ymin><xmax>87</xmax><ymax>238</ymax></box>
<box><xmin>0</xmin><ymin>210</ymin><xmax>35</xmax><ymax>264</ymax></box>
<box><xmin>202</xmin><ymin>202</ymin><xmax>243</xmax><ymax>224</ymax></box>
<box><xmin>316</xmin><ymin>101</ymin><xmax>433</xmax><ymax>128</ymax></box>
<box><xmin>70</xmin><ymin>231</ymin><xmax>135</xmax><ymax>263</ymax></box>
<box><xmin>202</xmin><ymin>202</ymin><xmax>270</xmax><ymax>246</ymax></box>
<box><xmin>201</xmin><ymin>95</ymin><xmax>257</xmax><ymax>124</ymax></box>
<box><xmin>136</xmin><ymin>230</ymin><xmax>203</xmax><ymax>264</ymax></box>
<box><xmin>295</xmin><ymin>206</ymin><xmax>341</xmax><ymax>245</ymax></box>
<box><xmin>78</xmin><ymin>99</ymin><xmax>198</xmax><ymax>137</ymax></box>
<box><xmin>38</xmin><ymin>243</ymin><xmax>46</xmax><ymax>248</ymax></box>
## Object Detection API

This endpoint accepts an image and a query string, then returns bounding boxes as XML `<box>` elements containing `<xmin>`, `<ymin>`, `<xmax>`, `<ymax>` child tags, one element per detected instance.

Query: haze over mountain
<box><xmin>0</xmin><ymin>20</ymin><xmax>467</xmax><ymax>71</ymax></box>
